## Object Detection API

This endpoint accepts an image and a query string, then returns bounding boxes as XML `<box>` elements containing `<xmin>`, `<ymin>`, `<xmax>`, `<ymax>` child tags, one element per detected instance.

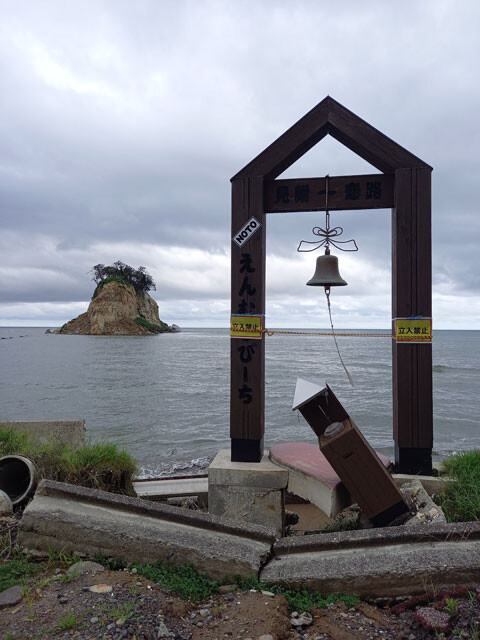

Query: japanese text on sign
<box><xmin>394</xmin><ymin>318</ymin><xmax>432</xmax><ymax>343</ymax></box>
<box><xmin>230</xmin><ymin>315</ymin><xmax>263</xmax><ymax>339</ymax></box>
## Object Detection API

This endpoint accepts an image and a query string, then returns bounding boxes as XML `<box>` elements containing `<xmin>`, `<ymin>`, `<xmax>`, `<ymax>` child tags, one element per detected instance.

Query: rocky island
<box><xmin>54</xmin><ymin>262</ymin><xmax>178</xmax><ymax>335</ymax></box>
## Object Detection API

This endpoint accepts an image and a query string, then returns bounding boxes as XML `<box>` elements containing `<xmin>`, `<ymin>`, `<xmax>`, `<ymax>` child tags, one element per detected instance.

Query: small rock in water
<box><xmin>89</xmin><ymin>583</ymin><xmax>112</xmax><ymax>593</ymax></box>
<box><xmin>0</xmin><ymin>585</ymin><xmax>23</xmax><ymax>609</ymax></box>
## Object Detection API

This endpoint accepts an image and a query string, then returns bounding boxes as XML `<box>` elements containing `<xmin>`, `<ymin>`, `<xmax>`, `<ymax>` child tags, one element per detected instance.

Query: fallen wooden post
<box><xmin>292</xmin><ymin>378</ymin><xmax>409</xmax><ymax>527</ymax></box>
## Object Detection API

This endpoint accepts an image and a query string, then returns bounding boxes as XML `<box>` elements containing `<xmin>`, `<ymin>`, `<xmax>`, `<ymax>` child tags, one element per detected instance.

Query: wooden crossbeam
<box><xmin>264</xmin><ymin>174</ymin><xmax>394</xmax><ymax>213</ymax></box>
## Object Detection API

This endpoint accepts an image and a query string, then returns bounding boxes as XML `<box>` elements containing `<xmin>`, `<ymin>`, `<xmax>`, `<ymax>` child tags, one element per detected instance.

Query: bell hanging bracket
<box><xmin>297</xmin><ymin>175</ymin><xmax>358</xmax><ymax>291</ymax></box>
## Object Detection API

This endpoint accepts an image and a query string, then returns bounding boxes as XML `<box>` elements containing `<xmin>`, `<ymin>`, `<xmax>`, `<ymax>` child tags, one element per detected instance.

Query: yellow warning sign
<box><xmin>394</xmin><ymin>318</ymin><xmax>432</xmax><ymax>343</ymax></box>
<box><xmin>230</xmin><ymin>315</ymin><xmax>263</xmax><ymax>339</ymax></box>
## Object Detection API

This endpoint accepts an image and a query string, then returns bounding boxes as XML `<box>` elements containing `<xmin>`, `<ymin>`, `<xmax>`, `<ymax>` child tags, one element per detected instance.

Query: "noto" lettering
<box><xmin>233</xmin><ymin>217</ymin><xmax>261</xmax><ymax>247</ymax></box>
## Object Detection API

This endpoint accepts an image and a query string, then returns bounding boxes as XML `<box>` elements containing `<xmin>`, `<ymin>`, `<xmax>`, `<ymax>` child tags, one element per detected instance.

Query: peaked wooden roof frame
<box><xmin>233</xmin><ymin>96</ymin><xmax>431</xmax><ymax>180</ymax></box>
<box><xmin>230</xmin><ymin>96</ymin><xmax>433</xmax><ymax>475</ymax></box>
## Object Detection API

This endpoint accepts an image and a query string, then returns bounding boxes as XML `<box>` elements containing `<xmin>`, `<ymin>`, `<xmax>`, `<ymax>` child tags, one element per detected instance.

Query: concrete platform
<box><xmin>208</xmin><ymin>450</ymin><xmax>289</xmax><ymax>536</ymax></box>
<box><xmin>269</xmin><ymin>442</ymin><xmax>392</xmax><ymax>517</ymax></box>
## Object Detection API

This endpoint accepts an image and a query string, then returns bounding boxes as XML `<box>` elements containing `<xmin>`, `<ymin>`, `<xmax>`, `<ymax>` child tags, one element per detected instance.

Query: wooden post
<box><xmin>392</xmin><ymin>168</ymin><xmax>433</xmax><ymax>474</ymax></box>
<box><xmin>230</xmin><ymin>177</ymin><xmax>266</xmax><ymax>461</ymax></box>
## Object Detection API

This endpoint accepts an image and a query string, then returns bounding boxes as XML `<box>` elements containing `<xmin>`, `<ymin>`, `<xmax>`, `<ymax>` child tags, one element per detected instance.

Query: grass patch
<box><xmin>0</xmin><ymin>551</ymin><xmax>46</xmax><ymax>592</ymax></box>
<box><xmin>94</xmin><ymin>552</ymin><xmax>128</xmax><ymax>571</ymax></box>
<box><xmin>0</xmin><ymin>427</ymin><xmax>30</xmax><ymax>456</ymax></box>
<box><xmin>438</xmin><ymin>450</ymin><xmax>480</xmax><ymax>522</ymax></box>
<box><xmin>271</xmin><ymin>585</ymin><xmax>358</xmax><ymax>612</ymax></box>
<box><xmin>234</xmin><ymin>575</ymin><xmax>358</xmax><ymax>612</ymax></box>
<box><xmin>54</xmin><ymin>611</ymin><xmax>83</xmax><ymax>632</ymax></box>
<box><xmin>0</xmin><ymin>540</ymin><xmax>82</xmax><ymax>592</ymax></box>
<box><xmin>134</xmin><ymin>316</ymin><xmax>170</xmax><ymax>333</ymax></box>
<box><xmin>0</xmin><ymin>426</ymin><xmax>137</xmax><ymax>496</ymax></box>
<box><xmin>133</xmin><ymin>562</ymin><xmax>218</xmax><ymax>601</ymax></box>
<box><xmin>131</xmin><ymin>562</ymin><xmax>358</xmax><ymax>613</ymax></box>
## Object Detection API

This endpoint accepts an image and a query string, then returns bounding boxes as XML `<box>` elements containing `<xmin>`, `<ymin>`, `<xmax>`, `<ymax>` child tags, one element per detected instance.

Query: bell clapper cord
<box><xmin>293</xmin><ymin>174</ymin><xmax>360</xmax><ymax>386</ymax></box>
<box><xmin>321</xmin><ymin>175</ymin><xmax>354</xmax><ymax>386</ymax></box>
<box><xmin>325</xmin><ymin>286</ymin><xmax>355</xmax><ymax>387</ymax></box>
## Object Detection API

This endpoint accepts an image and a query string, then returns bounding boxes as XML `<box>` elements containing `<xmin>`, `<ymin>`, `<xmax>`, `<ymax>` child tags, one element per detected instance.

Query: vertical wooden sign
<box><xmin>230</xmin><ymin>177</ymin><xmax>266</xmax><ymax>461</ymax></box>
<box><xmin>392</xmin><ymin>168</ymin><xmax>433</xmax><ymax>473</ymax></box>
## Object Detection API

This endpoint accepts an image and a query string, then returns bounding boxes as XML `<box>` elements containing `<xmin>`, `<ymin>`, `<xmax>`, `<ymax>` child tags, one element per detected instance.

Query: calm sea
<box><xmin>0</xmin><ymin>327</ymin><xmax>479</xmax><ymax>477</ymax></box>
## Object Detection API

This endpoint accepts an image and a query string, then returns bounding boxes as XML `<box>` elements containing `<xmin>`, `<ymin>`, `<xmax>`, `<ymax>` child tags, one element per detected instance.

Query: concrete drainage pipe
<box><xmin>0</xmin><ymin>455</ymin><xmax>38</xmax><ymax>505</ymax></box>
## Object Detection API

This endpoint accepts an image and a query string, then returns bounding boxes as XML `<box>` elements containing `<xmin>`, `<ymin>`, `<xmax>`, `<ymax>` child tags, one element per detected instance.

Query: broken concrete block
<box><xmin>18</xmin><ymin>480</ymin><xmax>274</xmax><ymax>580</ymax></box>
<box><xmin>1</xmin><ymin>420</ymin><xmax>85</xmax><ymax>449</ymax></box>
<box><xmin>262</xmin><ymin>522</ymin><xmax>480</xmax><ymax>598</ymax></box>
<box><xmin>401</xmin><ymin>480</ymin><xmax>446</xmax><ymax>526</ymax></box>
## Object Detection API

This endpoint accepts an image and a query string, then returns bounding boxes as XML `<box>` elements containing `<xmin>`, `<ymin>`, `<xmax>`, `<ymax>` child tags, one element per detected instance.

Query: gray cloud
<box><xmin>0</xmin><ymin>0</ymin><xmax>479</xmax><ymax>327</ymax></box>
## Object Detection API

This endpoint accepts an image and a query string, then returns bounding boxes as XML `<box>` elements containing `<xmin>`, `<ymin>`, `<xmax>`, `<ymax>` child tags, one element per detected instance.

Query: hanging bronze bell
<box><xmin>306</xmin><ymin>251</ymin><xmax>347</xmax><ymax>287</ymax></box>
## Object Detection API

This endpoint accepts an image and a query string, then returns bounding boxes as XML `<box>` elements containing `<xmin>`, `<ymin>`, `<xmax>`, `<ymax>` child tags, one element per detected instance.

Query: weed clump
<box><xmin>133</xmin><ymin>562</ymin><xmax>218</xmax><ymax>601</ymax></box>
<box><xmin>439</xmin><ymin>450</ymin><xmax>480</xmax><ymax>522</ymax></box>
<box><xmin>0</xmin><ymin>426</ymin><xmax>137</xmax><ymax>496</ymax></box>
<box><xmin>0</xmin><ymin>551</ymin><xmax>44</xmax><ymax>591</ymax></box>
<box><xmin>131</xmin><ymin>564</ymin><xmax>359</xmax><ymax>613</ymax></box>
<box><xmin>234</xmin><ymin>575</ymin><xmax>358</xmax><ymax>612</ymax></box>
<box><xmin>0</xmin><ymin>427</ymin><xmax>30</xmax><ymax>457</ymax></box>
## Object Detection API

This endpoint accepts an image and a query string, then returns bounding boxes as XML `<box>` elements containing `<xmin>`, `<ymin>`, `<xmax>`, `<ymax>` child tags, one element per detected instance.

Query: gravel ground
<box><xmin>2</xmin><ymin>562</ymin><xmax>480</xmax><ymax>640</ymax></box>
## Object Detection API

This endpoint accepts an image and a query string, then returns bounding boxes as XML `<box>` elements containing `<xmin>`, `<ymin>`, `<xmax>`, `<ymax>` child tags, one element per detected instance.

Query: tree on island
<box><xmin>91</xmin><ymin>261</ymin><xmax>156</xmax><ymax>294</ymax></box>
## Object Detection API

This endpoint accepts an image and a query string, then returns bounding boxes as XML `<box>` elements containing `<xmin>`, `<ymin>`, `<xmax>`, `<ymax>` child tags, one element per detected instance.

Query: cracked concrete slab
<box><xmin>262</xmin><ymin>522</ymin><xmax>480</xmax><ymax>598</ymax></box>
<box><xmin>18</xmin><ymin>480</ymin><xmax>274</xmax><ymax>580</ymax></box>
<box><xmin>18</xmin><ymin>480</ymin><xmax>480</xmax><ymax>599</ymax></box>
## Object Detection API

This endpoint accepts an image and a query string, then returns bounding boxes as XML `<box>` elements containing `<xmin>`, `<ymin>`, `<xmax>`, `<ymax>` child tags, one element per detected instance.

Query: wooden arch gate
<box><xmin>230</xmin><ymin>96</ymin><xmax>433</xmax><ymax>475</ymax></box>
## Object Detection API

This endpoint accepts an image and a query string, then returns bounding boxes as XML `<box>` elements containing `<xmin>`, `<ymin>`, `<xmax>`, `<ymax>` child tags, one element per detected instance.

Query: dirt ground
<box><xmin>2</xmin><ymin>563</ymin><xmax>480</xmax><ymax>640</ymax></box>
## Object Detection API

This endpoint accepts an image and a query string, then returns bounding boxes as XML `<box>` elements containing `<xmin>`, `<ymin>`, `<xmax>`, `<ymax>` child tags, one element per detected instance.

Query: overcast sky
<box><xmin>1</xmin><ymin>0</ymin><xmax>479</xmax><ymax>329</ymax></box>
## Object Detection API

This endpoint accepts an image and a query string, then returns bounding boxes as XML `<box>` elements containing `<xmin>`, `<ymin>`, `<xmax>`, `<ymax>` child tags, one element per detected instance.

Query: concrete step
<box><xmin>134</xmin><ymin>476</ymin><xmax>208</xmax><ymax>501</ymax></box>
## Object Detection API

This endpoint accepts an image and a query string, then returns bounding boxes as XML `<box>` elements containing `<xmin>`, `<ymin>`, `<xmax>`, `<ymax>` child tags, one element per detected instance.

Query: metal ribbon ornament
<box><xmin>297</xmin><ymin>175</ymin><xmax>358</xmax><ymax>255</ymax></box>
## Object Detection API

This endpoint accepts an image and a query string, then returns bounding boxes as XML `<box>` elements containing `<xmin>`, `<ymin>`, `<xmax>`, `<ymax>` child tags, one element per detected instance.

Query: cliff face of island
<box><xmin>55</xmin><ymin>280</ymin><xmax>175</xmax><ymax>335</ymax></box>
